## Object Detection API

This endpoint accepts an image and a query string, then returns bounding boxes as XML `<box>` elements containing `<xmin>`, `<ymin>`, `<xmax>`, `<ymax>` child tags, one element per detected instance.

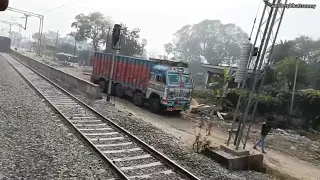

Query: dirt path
<box><xmin>112</xmin><ymin>97</ymin><xmax>320</xmax><ymax>180</ymax></box>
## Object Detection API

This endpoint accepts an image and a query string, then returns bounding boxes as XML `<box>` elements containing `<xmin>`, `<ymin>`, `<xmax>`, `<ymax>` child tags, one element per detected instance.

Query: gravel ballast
<box><xmin>76</xmin><ymin>97</ymin><xmax>273</xmax><ymax>180</ymax></box>
<box><xmin>3</xmin><ymin>52</ymin><xmax>273</xmax><ymax>180</ymax></box>
<box><xmin>0</xmin><ymin>55</ymin><xmax>116</xmax><ymax>180</ymax></box>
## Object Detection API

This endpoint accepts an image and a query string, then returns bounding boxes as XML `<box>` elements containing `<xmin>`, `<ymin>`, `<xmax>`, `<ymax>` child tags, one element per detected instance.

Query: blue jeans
<box><xmin>254</xmin><ymin>135</ymin><xmax>266</xmax><ymax>152</ymax></box>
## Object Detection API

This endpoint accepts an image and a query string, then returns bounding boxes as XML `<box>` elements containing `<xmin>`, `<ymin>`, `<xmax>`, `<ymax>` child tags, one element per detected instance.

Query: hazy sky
<box><xmin>1</xmin><ymin>0</ymin><xmax>319</xmax><ymax>55</ymax></box>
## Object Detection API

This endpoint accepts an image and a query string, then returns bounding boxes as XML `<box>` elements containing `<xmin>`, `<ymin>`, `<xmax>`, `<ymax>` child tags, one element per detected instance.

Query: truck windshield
<box><xmin>182</xmin><ymin>75</ymin><xmax>191</xmax><ymax>85</ymax></box>
<box><xmin>168</xmin><ymin>74</ymin><xmax>179</xmax><ymax>85</ymax></box>
<box><xmin>167</xmin><ymin>73</ymin><xmax>192</xmax><ymax>85</ymax></box>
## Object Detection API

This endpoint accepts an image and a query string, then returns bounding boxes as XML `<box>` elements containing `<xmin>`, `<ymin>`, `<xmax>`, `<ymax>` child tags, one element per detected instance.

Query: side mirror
<box><xmin>0</xmin><ymin>0</ymin><xmax>9</xmax><ymax>11</ymax></box>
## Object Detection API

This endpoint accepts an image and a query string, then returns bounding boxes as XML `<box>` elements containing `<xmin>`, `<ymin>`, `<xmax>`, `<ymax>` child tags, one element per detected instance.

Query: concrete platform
<box><xmin>203</xmin><ymin>145</ymin><xmax>265</xmax><ymax>172</ymax></box>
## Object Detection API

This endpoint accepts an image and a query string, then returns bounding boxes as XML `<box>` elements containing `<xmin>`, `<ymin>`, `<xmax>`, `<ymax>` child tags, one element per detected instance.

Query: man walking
<box><xmin>253</xmin><ymin>117</ymin><xmax>272</xmax><ymax>153</ymax></box>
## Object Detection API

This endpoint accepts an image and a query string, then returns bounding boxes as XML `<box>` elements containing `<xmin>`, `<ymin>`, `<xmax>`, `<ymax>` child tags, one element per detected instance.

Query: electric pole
<box><xmin>54</xmin><ymin>30</ymin><xmax>59</xmax><ymax>59</ymax></box>
<box><xmin>227</xmin><ymin>0</ymin><xmax>316</xmax><ymax>150</ymax></box>
<box><xmin>73</xmin><ymin>38</ymin><xmax>76</xmax><ymax>57</ymax></box>
<box><xmin>290</xmin><ymin>56</ymin><xmax>299</xmax><ymax>115</ymax></box>
<box><xmin>106</xmin><ymin>24</ymin><xmax>122</xmax><ymax>102</ymax></box>
<box><xmin>29</xmin><ymin>35</ymin><xmax>31</xmax><ymax>52</ymax></box>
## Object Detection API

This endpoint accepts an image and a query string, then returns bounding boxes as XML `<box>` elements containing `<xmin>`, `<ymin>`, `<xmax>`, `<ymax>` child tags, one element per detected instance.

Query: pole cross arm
<box><xmin>7</xmin><ymin>7</ymin><xmax>44</xmax><ymax>19</ymax></box>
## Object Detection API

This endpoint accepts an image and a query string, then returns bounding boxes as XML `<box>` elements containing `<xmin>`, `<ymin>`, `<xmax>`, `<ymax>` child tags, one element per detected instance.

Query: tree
<box><xmin>56</xmin><ymin>42</ymin><xmax>74</xmax><ymax>55</ymax></box>
<box><xmin>271</xmin><ymin>36</ymin><xmax>320</xmax><ymax>89</ymax></box>
<box><xmin>164</xmin><ymin>43</ymin><xmax>173</xmax><ymax>56</ymax></box>
<box><xmin>172</xmin><ymin>20</ymin><xmax>248</xmax><ymax>65</ymax></box>
<box><xmin>119</xmin><ymin>25</ymin><xmax>143</xmax><ymax>56</ymax></box>
<box><xmin>275</xmin><ymin>57</ymin><xmax>309</xmax><ymax>90</ymax></box>
<box><xmin>270</xmin><ymin>40</ymin><xmax>296</xmax><ymax>64</ymax></box>
<box><xmin>32</xmin><ymin>32</ymin><xmax>40</xmax><ymax>40</ymax></box>
<box><xmin>71</xmin><ymin>12</ymin><xmax>110</xmax><ymax>51</ymax></box>
<box><xmin>45</xmin><ymin>30</ymin><xmax>58</xmax><ymax>40</ymax></box>
<box><xmin>294</xmin><ymin>36</ymin><xmax>320</xmax><ymax>64</ymax></box>
<box><xmin>271</xmin><ymin>36</ymin><xmax>320</xmax><ymax>64</ymax></box>
<box><xmin>71</xmin><ymin>12</ymin><xmax>144</xmax><ymax>56</ymax></box>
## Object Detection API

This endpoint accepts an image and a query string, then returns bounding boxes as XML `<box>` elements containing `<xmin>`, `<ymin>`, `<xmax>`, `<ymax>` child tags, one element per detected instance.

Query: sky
<box><xmin>0</xmin><ymin>0</ymin><xmax>319</xmax><ymax>56</ymax></box>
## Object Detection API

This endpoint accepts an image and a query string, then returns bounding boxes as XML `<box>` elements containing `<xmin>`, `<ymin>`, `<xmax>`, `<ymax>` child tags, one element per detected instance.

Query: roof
<box><xmin>56</xmin><ymin>52</ymin><xmax>78</xmax><ymax>58</ymax></box>
<box><xmin>201</xmin><ymin>64</ymin><xmax>255</xmax><ymax>74</ymax></box>
<box><xmin>150</xmin><ymin>58</ymin><xmax>188</xmax><ymax>68</ymax></box>
<box><xmin>153</xmin><ymin>65</ymin><xmax>169</xmax><ymax>71</ymax></box>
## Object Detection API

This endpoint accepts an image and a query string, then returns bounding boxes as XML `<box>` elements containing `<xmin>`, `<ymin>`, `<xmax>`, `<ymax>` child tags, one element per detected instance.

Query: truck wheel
<box><xmin>115</xmin><ymin>84</ymin><xmax>124</xmax><ymax>98</ymax></box>
<box><xmin>133</xmin><ymin>92</ymin><xmax>144</xmax><ymax>107</ymax></box>
<box><xmin>149</xmin><ymin>97</ymin><xmax>161</xmax><ymax>114</ymax></box>
<box><xmin>99</xmin><ymin>80</ymin><xmax>106</xmax><ymax>93</ymax></box>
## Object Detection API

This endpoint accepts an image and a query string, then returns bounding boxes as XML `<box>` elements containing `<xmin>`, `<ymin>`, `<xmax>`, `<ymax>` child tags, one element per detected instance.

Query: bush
<box><xmin>296</xmin><ymin>90</ymin><xmax>320</xmax><ymax>128</ymax></box>
<box><xmin>192</xmin><ymin>89</ymin><xmax>218</xmax><ymax>104</ymax></box>
<box><xmin>193</xmin><ymin>87</ymin><xmax>320</xmax><ymax>128</ymax></box>
<box><xmin>225</xmin><ymin>89</ymin><xmax>281</xmax><ymax>115</ymax></box>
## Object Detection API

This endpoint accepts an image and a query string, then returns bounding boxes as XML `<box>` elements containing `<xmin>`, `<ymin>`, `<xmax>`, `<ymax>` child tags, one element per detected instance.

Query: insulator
<box><xmin>235</xmin><ymin>42</ymin><xmax>253</xmax><ymax>83</ymax></box>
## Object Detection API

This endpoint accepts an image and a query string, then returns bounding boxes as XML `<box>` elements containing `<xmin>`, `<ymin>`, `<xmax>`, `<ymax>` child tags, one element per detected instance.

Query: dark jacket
<box><xmin>261</xmin><ymin>122</ymin><xmax>270</xmax><ymax>136</ymax></box>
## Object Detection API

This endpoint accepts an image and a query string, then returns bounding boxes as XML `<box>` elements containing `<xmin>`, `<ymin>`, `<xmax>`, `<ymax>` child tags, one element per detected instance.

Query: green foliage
<box><xmin>270</xmin><ymin>36</ymin><xmax>320</xmax><ymax>89</ymax></box>
<box><xmin>56</xmin><ymin>42</ymin><xmax>74</xmax><ymax>55</ymax></box>
<box><xmin>171</xmin><ymin>20</ymin><xmax>248</xmax><ymax>65</ymax></box>
<box><xmin>70</xmin><ymin>12</ymin><xmax>144</xmax><ymax>56</ymax></box>
<box><xmin>192</xmin><ymin>89</ymin><xmax>217</xmax><ymax>102</ymax></box>
<box><xmin>193</xmin><ymin>86</ymin><xmax>320</xmax><ymax>128</ymax></box>
<box><xmin>32</xmin><ymin>32</ymin><xmax>41</xmax><ymax>40</ymax></box>
<box><xmin>270</xmin><ymin>40</ymin><xmax>297</xmax><ymax>64</ymax></box>
<box><xmin>295</xmin><ymin>90</ymin><xmax>320</xmax><ymax>128</ymax></box>
<box><xmin>192</xmin><ymin>119</ymin><xmax>213</xmax><ymax>153</ymax></box>
<box><xmin>164</xmin><ymin>43</ymin><xmax>173</xmax><ymax>56</ymax></box>
<box><xmin>275</xmin><ymin>57</ymin><xmax>309</xmax><ymax>90</ymax></box>
<box><xmin>271</xmin><ymin>36</ymin><xmax>320</xmax><ymax>65</ymax></box>
<box><xmin>71</xmin><ymin>12</ymin><xmax>110</xmax><ymax>51</ymax></box>
<box><xmin>225</xmin><ymin>89</ymin><xmax>281</xmax><ymax>115</ymax></box>
<box><xmin>119</xmin><ymin>26</ymin><xmax>143</xmax><ymax>56</ymax></box>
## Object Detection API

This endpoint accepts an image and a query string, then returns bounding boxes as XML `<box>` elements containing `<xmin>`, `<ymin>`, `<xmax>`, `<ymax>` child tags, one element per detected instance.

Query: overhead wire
<box><xmin>248</xmin><ymin>0</ymin><xmax>263</xmax><ymax>41</ymax></box>
<box><xmin>43</xmin><ymin>0</ymin><xmax>86</xmax><ymax>14</ymax></box>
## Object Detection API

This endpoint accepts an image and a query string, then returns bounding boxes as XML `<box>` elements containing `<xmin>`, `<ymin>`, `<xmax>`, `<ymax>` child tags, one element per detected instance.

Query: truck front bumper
<box><xmin>161</xmin><ymin>100</ymin><xmax>190</xmax><ymax>111</ymax></box>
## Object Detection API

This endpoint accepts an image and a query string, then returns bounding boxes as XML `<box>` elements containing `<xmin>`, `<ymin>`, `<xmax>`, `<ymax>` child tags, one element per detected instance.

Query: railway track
<box><xmin>1</xmin><ymin>53</ymin><xmax>200</xmax><ymax>180</ymax></box>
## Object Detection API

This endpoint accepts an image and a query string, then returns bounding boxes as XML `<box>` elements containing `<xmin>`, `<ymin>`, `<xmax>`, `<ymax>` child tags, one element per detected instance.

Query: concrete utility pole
<box><xmin>229</xmin><ymin>0</ymin><xmax>316</xmax><ymax>150</ymax></box>
<box><xmin>73</xmin><ymin>38</ymin><xmax>76</xmax><ymax>57</ymax></box>
<box><xmin>290</xmin><ymin>56</ymin><xmax>299</xmax><ymax>115</ymax></box>
<box><xmin>54</xmin><ymin>30</ymin><xmax>59</xmax><ymax>59</ymax></box>
<box><xmin>29</xmin><ymin>35</ymin><xmax>31</xmax><ymax>52</ymax></box>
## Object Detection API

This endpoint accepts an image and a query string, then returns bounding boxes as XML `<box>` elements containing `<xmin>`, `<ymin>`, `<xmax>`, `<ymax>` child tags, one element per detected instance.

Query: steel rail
<box><xmin>4</xmin><ymin>53</ymin><xmax>200</xmax><ymax>180</ymax></box>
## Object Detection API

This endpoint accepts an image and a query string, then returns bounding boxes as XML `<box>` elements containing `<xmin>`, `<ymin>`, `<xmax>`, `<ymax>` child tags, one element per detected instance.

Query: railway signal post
<box><xmin>106</xmin><ymin>24</ymin><xmax>122</xmax><ymax>102</ymax></box>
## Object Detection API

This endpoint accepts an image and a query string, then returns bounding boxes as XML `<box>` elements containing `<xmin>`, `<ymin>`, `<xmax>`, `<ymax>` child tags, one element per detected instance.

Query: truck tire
<box><xmin>133</xmin><ymin>92</ymin><xmax>144</xmax><ymax>107</ymax></box>
<box><xmin>99</xmin><ymin>80</ymin><xmax>106</xmax><ymax>93</ymax></box>
<box><xmin>115</xmin><ymin>84</ymin><xmax>124</xmax><ymax>98</ymax></box>
<box><xmin>149</xmin><ymin>97</ymin><xmax>161</xmax><ymax>114</ymax></box>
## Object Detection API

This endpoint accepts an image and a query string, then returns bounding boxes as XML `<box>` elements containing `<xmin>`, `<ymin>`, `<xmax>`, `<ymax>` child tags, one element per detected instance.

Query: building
<box><xmin>201</xmin><ymin>64</ymin><xmax>258</xmax><ymax>89</ymax></box>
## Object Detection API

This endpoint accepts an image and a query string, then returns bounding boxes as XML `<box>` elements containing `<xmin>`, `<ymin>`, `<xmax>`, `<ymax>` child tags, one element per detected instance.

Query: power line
<box><xmin>43</xmin><ymin>0</ymin><xmax>86</xmax><ymax>14</ymax></box>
